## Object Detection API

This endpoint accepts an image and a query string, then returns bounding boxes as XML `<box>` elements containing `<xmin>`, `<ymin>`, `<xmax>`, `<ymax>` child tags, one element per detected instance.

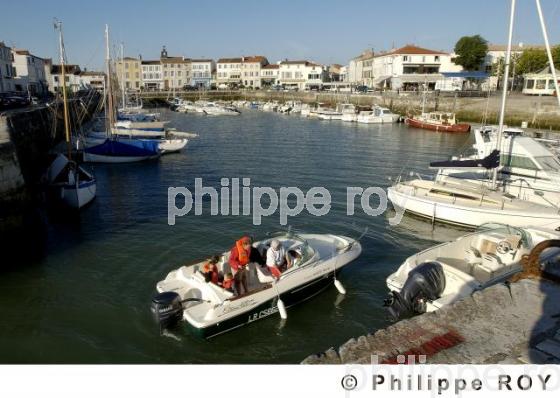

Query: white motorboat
<box><xmin>340</xmin><ymin>103</ymin><xmax>357</xmax><ymax>122</ymax></box>
<box><xmin>439</xmin><ymin>126</ymin><xmax>560</xmax><ymax>207</ymax></box>
<box><xmin>151</xmin><ymin>232</ymin><xmax>362</xmax><ymax>338</ymax></box>
<box><xmin>384</xmin><ymin>223</ymin><xmax>560</xmax><ymax>319</ymax></box>
<box><xmin>262</xmin><ymin>102</ymin><xmax>278</xmax><ymax>112</ymax></box>
<box><xmin>300</xmin><ymin>104</ymin><xmax>311</xmax><ymax>117</ymax></box>
<box><xmin>203</xmin><ymin>103</ymin><xmax>240</xmax><ymax>116</ymax></box>
<box><xmin>357</xmin><ymin>106</ymin><xmax>400</xmax><ymax>124</ymax></box>
<box><xmin>316</xmin><ymin>107</ymin><xmax>342</xmax><ymax>120</ymax></box>
<box><xmin>387</xmin><ymin>177</ymin><xmax>560</xmax><ymax>229</ymax></box>
<box><xmin>159</xmin><ymin>138</ymin><xmax>188</xmax><ymax>154</ymax></box>
<box><xmin>45</xmin><ymin>153</ymin><xmax>97</xmax><ymax>209</ymax></box>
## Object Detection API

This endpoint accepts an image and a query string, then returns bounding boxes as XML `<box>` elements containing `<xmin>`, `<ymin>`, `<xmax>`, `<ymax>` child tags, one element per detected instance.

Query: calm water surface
<box><xmin>0</xmin><ymin>109</ymin><xmax>470</xmax><ymax>363</ymax></box>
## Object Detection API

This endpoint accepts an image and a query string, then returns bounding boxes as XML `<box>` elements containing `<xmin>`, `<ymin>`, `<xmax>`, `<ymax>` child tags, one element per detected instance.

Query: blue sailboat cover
<box><xmin>85</xmin><ymin>139</ymin><xmax>159</xmax><ymax>157</ymax></box>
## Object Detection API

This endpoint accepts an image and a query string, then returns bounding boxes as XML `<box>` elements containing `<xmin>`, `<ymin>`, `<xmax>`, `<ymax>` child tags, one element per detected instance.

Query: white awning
<box><xmin>372</xmin><ymin>75</ymin><xmax>391</xmax><ymax>85</ymax></box>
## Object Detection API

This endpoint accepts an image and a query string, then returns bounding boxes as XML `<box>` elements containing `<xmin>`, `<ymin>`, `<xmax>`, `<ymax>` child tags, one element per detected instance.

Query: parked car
<box><xmin>355</xmin><ymin>85</ymin><xmax>368</xmax><ymax>93</ymax></box>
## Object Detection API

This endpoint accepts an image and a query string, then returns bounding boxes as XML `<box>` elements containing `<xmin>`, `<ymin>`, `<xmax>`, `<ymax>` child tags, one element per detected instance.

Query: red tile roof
<box><xmin>377</xmin><ymin>45</ymin><xmax>448</xmax><ymax>57</ymax></box>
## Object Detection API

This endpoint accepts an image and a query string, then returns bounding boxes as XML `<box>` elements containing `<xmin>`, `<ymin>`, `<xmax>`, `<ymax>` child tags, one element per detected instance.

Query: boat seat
<box><xmin>256</xmin><ymin>265</ymin><xmax>275</xmax><ymax>283</ymax></box>
<box><xmin>464</xmin><ymin>247</ymin><xmax>482</xmax><ymax>267</ymax></box>
<box><xmin>473</xmin><ymin>253</ymin><xmax>504</xmax><ymax>283</ymax></box>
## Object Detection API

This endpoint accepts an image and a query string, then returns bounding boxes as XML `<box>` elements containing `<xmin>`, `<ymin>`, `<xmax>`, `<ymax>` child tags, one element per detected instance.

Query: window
<box><xmin>435</xmin><ymin>56</ymin><xmax>440</xmax><ymax>62</ymax></box>
<box><xmin>125</xmin><ymin>72</ymin><xmax>129</xmax><ymax>78</ymax></box>
<box><xmin>135</xmin><ymin>81</ymin><xmax>139</xmax><ymax>88</ymax></box>
<box><xmin>536</xmin><ymin>79</ymin><xmax>546</xmax><ymax>89</ymax></box>
<box><xmin>501</xmin><ymin>154</ymin><xmax>539</xmax><ymax>170</ymax></box>
<box><xmin>535</xmin><ymin>156</ymin><xmax>560</xmax><ymax>171</ymax></box>
<box><xmin>135</xmin><ymin>72</ymin><xmax>139</xmax><ymax>79</ymax></box>
<box><xmin>125</xmin><ymin>62</ymin><xmax>129</xmax><ymax>69</ymax></box>
<box><xmin>548</xmin><ymin>79</ymin><xmax>557</xmax><ymax>89</ymax></box>
<box><xmin>525</xmin><ymin>79</ymin><xmax>535</xmax><ymax>89</ymax></box>
<box><xmin>403</xmin><ymin>55</ymin><xmax>409</xmax><ymax>62</ymax></box>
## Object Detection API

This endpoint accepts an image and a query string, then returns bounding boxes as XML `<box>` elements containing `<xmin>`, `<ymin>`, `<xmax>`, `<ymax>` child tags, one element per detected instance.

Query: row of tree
<box><xmin>452</xmin><ymin>35</ymin><xmax>560</xmax><ymax>75</ymax></box>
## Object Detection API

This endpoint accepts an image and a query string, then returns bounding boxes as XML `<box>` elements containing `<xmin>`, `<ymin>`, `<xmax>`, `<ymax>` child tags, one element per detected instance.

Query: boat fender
<box><xmin>277</xmin><ymin>298</ymin><xmax>287</xmax><ymax>320</ymax></box>
<box><xmin>334</xmin><ymin>279</ymin><xmax>346</xmax><ymax>295</ymax></box>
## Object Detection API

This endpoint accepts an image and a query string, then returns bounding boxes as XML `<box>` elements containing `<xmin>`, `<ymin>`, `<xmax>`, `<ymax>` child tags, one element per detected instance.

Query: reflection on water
<box><xmin>0</xmin><ymin>109</ymin><xmax>468</xmax><ymax>363</ymax></box>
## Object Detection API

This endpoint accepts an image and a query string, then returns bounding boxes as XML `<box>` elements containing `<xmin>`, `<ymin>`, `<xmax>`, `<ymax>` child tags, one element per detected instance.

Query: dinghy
<box><xmin>384</xmin><ymin>223</ymin><xmax>560</xmax><ymax>320</ymax></box>
<box><xmin>45</xmin><ymin>153</ymin><xmax>96</xmax><ymax>209</ymax></box>
<box><xmin>151</xmin><ymin>232</ymin><xmax>362</xmax><ymax>338</ymax></box>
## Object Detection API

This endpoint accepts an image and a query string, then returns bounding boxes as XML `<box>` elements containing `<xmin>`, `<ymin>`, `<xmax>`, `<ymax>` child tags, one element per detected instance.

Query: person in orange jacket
<box><xmin>201</xmin><ymin>255</ymin><xmax>220</xmax><ymax>284</ymax></box>
<box><xmin>221</xmin><ymin>272</ymin><xmax>235</xmax><ymax>294</ymax></box>
<box><xmin>229</xmin><ymin>236</ymin><xmax>252</xmax><ymax>295</ymax></box>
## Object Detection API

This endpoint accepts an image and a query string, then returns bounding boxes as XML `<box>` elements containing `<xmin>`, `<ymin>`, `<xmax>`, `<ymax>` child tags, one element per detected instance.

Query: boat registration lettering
<box><xmin>248</xmin><ymin>306</ymin><xmax>278</xmax><ymax>323</ymax></box>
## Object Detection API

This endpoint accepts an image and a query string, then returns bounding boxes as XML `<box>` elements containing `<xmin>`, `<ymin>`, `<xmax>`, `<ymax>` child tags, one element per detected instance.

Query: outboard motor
<box><xmin>151</xmin><ymin>291</ymin><xmax>183</xmax><ymax>329</ymax></box>
<box><xmin>384</xmin><ymin>261</ymin><xmax>446</xmax><ymax>321</ymax></box>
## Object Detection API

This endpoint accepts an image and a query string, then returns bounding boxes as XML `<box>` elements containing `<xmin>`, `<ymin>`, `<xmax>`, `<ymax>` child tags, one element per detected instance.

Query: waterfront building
<box><xmin>240</xmin><ymin>56</ymin><xmax>268</xmax><ymax>89</ymax></box>
<box><xmin>348</xmin><ymin>49</ymin><xmax>374</xmax><ymax>86</ymax></box>
<box><xmin>11</xmin><ymin>49</ymin><xmax>48</xmax><ymax>96</ymax></box>
<box><xmin>339</xmin><ymin>65</ymin><xmax>348</xmax><ymax>82</ymax></box>
<box><xmin>49</xmin><ymin>64</ymin><xmax>82</xmax><ymax>92</ymax></box>
<box><xmin>115</xmin><ymin>56</ymin><xmax>142</xmax><ymax>91</ymax></box>
<box><xmin>260</xmin><ymin>64</ymin><xmax>279</xmax><ymax>87</ymax></box>
<box><xmin>522</xmin><ymin>65</ymin><xmax>560</xmax><ymax>96</ymax></box>
<box><xmin>190</xmin><ymin>59</ymin><xmax>214</xmax><ymax>89</ymax></box>
<box><xmin>216</xmin><ymin>57</ymin><xmax>242</xmax><ymax>88</ymax></box>
<box><xmin>278</xmin><ymin>60</ymin><xmax>325</xmax><ymax>90</ymax></box>
<box><xmin>141</xmin><ymin>60</ymin><xmax>163</xmax><ymax>90</ymax></box>
<box><xmin>370</xmin><ymin>44</ymin><xmax>461</xmax><ymax>90</ymax></box>
<box><xmin>0</xmin><ymin>41</ymin><xmax>15</xmax><ymax>93</ymax></box>
<box><xmin>77</xmin><ymin>70</ymin><xmax>105</xmax><ymax>91</ymax></box>
<box><xmin>160</xmin><ymin>46</ymin><xmax>191</xmax><ymax>90</ymax></box>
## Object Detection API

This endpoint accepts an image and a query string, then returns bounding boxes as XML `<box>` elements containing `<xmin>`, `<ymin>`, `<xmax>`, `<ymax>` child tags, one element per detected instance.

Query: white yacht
<box><xmin>387</xmin><ymin>176</ymin><xmax>560</xmax><ymax>229</ymax></box>
<box><xmin>357</xmin><ymin>106</ymin><xmax>400</xmax><ymax>124</ymax></box>
<box><xmin>340</xmin><ymin>103</ymin><xmax>357</xmax><ymax>122</ymax></box>
<box><xmin>440</xmin><ymin>126</ymin><xmax>560</xmax><ymax>207</ymax></box>
<box><xmin>384</xmin><ymin>223</ymin><xmax>560</xmax><ymax>319</ymax></box>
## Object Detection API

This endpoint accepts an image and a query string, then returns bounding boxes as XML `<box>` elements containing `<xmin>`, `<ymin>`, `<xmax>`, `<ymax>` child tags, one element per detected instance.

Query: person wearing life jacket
<box><xmin>220</xmin><ymin>272</ymin><xmax>235</xmax><ymax>294</ymax></box>
<box><xmin>266</xmin><ymin>239</ymin><xmax>291</xmax><ymax>279</ymax></box>
<box><xmin>229</xmin><ymin>236</ymin><xmax>252</xmax><ymax>295</ymax></box>
<box><xmin>201</xmin><ymin>255</ymin><xmax>220</xmax><ymax>284</ymax></box>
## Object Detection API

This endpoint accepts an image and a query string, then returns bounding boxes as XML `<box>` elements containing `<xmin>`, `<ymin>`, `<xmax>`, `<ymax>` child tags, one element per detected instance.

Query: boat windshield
<box><xmin>475</xmin><ymin>223</ymin><xmax>531</xmax><ymax>247</ymax></box>
<box><xmin>535</xmin><ymin>156</ymin><xmax>560</xmax><ymax>172</ymax></box>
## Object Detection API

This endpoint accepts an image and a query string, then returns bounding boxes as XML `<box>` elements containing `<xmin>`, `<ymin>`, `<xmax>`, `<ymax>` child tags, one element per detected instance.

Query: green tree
<box><xmin>515</xmin><ymin>48</ymin><xmax>548</xmax><ymax>74</ymax></box>
<box><xmin>453</xmin><ymin>35</ymin><xmax>489</xmax><ymax>70</ymax></box>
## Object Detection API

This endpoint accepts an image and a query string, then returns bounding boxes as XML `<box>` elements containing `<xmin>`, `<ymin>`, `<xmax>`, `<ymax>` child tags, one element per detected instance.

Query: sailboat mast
<box><xmin>492</xmin><ymin>0</ymin><xmax>516</xmax><ymax>189</ymax></box>
<box><xmin>120</xmin><ymin>42</ymin><xmax>126</xmax><ymax>110</ymax></box>
<box><xmin>105</xmin><ymin>24</ymin><xmax>114</xmax><ymax>135</ymax></box>
<box><xmin>56</xmin><ymin>21</ymin><xmax>72</xmax><ymax>160</ymax></box>
<box><xmin>535</xmin><ymin>0</ymin><xmax>560</xmax><ymax>109</ymax></box>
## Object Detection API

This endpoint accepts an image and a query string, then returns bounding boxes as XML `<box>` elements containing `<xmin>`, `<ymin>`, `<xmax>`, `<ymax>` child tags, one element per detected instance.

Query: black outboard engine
<box><xmin>151</xmin><ymin>291</ymin><xmax>183</xmax><ymax>329</ymax></box>
<box><xmin>384</xmin><ymin>261</ymin><xmax>446</xmax><ymax>321</ymax></box>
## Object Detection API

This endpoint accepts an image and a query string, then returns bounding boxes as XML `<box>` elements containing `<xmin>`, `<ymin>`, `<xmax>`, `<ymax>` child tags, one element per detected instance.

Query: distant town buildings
<box><xmin>191</xmin><ymin>59</ymin><xmax>214</xmax><ymax>89</ymax></box>
<box><xmin>278</xmin><ymin>60</ymin><xmax>324</xmax><ymax>90</ymax></box>
<box><xmin>0</xmin><ymin>42</ymin><xmax>15</xmax><ymax>93</ymax></box>
<box><xmin>4</xmin><ymin>37</ymin><xmax>557</xmax><ymax>96</ymax></box>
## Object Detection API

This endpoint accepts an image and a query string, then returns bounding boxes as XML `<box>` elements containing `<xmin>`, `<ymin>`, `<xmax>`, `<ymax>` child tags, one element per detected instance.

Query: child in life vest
<box><xmin>221</xmin><ymin>272</ymin><xmax>235</xmax><ymax>293</ymax></box>
<box><xmin>201</xmin><ymin>255</ymin><xmax>220</xmax><ymax>284</ymax></box>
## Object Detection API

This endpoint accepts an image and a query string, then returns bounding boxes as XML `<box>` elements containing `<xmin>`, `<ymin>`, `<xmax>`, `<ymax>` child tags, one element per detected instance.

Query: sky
<box><xmin>1</xmin><ymin>0</ymin><xmax>559</xmax><ymax>70</ymax></box>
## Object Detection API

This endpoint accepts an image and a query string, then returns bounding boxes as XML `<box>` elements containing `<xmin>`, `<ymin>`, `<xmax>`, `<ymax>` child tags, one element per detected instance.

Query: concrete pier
<box><xmin>302</xmin><ymin>279</ymin><xmax>560</xmax><ymax>364</ymax></box>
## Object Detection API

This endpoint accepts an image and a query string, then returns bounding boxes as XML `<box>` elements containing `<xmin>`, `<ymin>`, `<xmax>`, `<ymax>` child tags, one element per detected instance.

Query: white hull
<box><xmin>385</xmin><ymin>224</ymin><xmax>560</xmax><ymax>316</ymax></box>
<box><xmin>60</xmin><ymin>180</ymin><xmax>97</xmax><ymax>208</ymax></box>
<box><xmin>159</xmin><ymin>139</ymin><xmax>188</xmax><ymax>154</ymax></box>
<box><xmin>83</xmin><ymin>152</ymin><xmax>159</xmax><ymax>163</ymax></box>
<box><xmin>388</xmin><ymin>183</ymin><xmax>560</xmax><ymax>229</ymax></box>
<box><xmin>156</xmin><ymin>233</ymin><xmax>361</xmax><ymax>334</ymax></box>
<box><xmin>357</xmin><ymin>115</ymin><xmax>399</xmax><ymax>124</ymax></box>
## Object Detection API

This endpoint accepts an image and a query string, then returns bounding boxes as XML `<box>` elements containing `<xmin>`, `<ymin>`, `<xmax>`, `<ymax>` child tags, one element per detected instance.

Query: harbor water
<box><xmin>0</xmin><ymin>109</ymin><xmax>469</xmax><ymax>363</ymax></box>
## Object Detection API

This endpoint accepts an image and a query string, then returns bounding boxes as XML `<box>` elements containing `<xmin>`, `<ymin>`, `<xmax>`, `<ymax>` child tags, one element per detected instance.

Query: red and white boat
<box><xmin>405</xmin><ymin>112</ymin><xmax>471</xmax><ymax>133</ymax></box>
